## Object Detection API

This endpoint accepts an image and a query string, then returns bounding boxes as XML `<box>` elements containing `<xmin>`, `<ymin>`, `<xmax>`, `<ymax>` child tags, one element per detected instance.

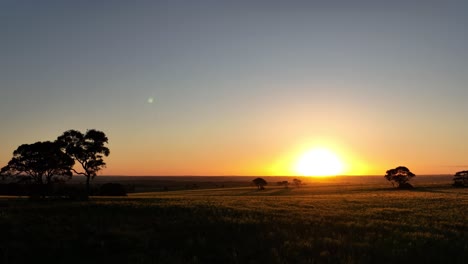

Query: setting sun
<box><xmin>295</xmin><ymin>148</ymin><xmax>344</xmax><ymax>176</ymax></box>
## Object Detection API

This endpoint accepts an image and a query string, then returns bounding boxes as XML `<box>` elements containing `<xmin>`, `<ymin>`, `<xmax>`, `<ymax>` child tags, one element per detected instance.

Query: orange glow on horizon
<box><xmin>100</xmin><ymin>137</ymin><xmax>380</xmax><ymax>176</ymax></box>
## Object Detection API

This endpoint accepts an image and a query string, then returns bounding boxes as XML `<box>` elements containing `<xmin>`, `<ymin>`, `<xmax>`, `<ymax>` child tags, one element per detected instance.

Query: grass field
<box><xmin>1</xmin><ymin>176</ymin><xmax>467</xmax><ymax>263</ymax></box>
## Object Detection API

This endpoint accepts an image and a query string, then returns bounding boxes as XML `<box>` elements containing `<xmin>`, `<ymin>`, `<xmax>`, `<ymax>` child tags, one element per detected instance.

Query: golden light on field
<box><xmin>295</xmin><ymin>148</ymin><xmax>344</xmax><ymax>177</ymax></box>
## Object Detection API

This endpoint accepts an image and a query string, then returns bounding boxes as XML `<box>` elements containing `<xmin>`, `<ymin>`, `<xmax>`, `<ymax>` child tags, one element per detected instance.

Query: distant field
<box><xmin>1</xmin><ymin>176</ymin><xmax>467</xmax><ymax>263</ymax></box>
<box><xmin>72</xmin><ymin>174</ymin><xmax>456</xmax><ymax>192</ymax></box>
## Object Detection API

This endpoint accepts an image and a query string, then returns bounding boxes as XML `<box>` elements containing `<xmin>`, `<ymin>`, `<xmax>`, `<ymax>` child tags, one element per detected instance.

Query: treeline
<box><xmin>252</xmin><ymin>178</ymin><xmax>304</xmax><ymax>190</ymax></box>
<box><xmin>0</xmin><ymin>129</ymin><xmax>120</xmax><ymax>199</ymax></box>
<box><xmin>252</xmin><ymin>166</ymin><xmax>468</xmax><ymax>190</ymax></box>
<box><xmin>0</xmin><ymin>182</ymin><xmax>129</xmax><ymax>199</ymax></box>
<box><xmin>384</xmin><ymin>166</ymin><xmax>468</xmax><ymax>188</ymax></box>
<box><xmin>3</xmin><ymin>128</ymin><xmax>468</xmax><ymax>199</ymax></box>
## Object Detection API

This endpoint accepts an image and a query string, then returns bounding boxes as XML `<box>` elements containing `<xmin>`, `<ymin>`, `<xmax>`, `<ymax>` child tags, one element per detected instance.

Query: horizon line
<box><xmin>89</xmin><ymin>174</ymin><xmax>454</xmax><ymax>177</ymax></box>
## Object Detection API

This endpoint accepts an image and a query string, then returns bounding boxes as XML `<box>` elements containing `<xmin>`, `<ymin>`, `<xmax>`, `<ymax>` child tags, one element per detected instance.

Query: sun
<box><xmin>295</xmin><ymin>148</ymin><xmax>344</xmax><ymax>177</ymax></box>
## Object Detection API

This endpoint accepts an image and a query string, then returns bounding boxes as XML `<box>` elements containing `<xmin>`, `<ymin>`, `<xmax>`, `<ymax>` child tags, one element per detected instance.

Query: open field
<box><xmin>1</xmin><ymin>176</ymin><xmax>467</xmax><ymax>263</ymax></box>
<box><xmin>72</xmin><ymin>174</ymin><xmax>456</xmax><ymax>192</ymax></box>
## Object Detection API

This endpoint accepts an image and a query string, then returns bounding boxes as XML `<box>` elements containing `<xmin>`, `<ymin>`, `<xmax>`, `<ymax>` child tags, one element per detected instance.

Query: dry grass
<box><xmin>1</xmin><ymin>179</ymin><xmax>467</xmax><ymax>263</ymax></box>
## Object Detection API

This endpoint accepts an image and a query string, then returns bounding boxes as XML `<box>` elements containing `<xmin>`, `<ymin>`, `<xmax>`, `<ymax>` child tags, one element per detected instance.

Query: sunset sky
<box><xmin>1</xmin><ymin>0</ymin><xmax>468</xmax><ymax>176</ymax></box>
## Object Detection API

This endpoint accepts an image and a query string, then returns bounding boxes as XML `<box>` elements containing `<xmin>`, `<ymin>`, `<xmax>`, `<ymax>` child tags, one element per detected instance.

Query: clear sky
<box><xmin>1</xmin><ymin>0</ymin><xmax>468</xmax><ymax>176</ymax></box>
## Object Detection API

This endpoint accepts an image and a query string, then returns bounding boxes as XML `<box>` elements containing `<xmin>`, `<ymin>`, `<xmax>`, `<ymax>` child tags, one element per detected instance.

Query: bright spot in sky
<box><xmin>147</xmin><ymin>97</ymin><xmax>154</xmax><ymax>104</ymax></box>
<box><xmin>295</xmin><ymin>148</ymin><xmax>344</xmax><ymax>177</ymax></box>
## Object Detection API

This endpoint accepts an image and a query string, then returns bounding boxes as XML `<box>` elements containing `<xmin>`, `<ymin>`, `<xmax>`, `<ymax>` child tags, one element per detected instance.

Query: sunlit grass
<box><xmin>1</xmin><ymin>182</ymin><xmax>467</xmax><ymax>263</ymax></box>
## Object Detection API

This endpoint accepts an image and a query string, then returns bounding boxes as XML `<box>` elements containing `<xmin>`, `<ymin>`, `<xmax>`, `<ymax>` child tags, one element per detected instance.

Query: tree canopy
<box><xmin>384</xmin><ymin>166</ymin><xmax>415</xmax><ymax>188</ymax></box>
<box><xmin>0</xmin><ymin>141</ymin><xmax>74</xmax><ymax>184</ymax></box>
<box><xmin>56</xmin><ymin>129</ymin><xmax>110</xmax><ymax>192</ymax></box>
<box><xmin>453</xmin><ymin>170</ymin><xmax>468</xmax><ymax>187</ymax></box>
<box><xmin>252</xmin><ymin>178</ymin><xmax>267</xmax><ymax>190</ymax></box>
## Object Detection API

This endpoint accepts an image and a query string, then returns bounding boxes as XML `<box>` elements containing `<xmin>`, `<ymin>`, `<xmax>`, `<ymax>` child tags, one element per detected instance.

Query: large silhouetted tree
<box><xmin>252</xmin><ymin>178</ymin><xmax>267</xmax><ymax>190</ymax></box>
<box><xmin>0</xmin><ymin>141</ymin><xmax>74</xmax><ymax>185</ymax></box>
<box><xmin>56</xmin><ymin>129</ymin><xmax>110</xmax><ymax>193</ymax></box>
<box><xmin>384</xmin><ymin>166</ymin><xmax>415</xmax><ymax>189</ymax></box>
<box><xmin>453</xmin><ymin>170</ymin><xmax>468</xmax><ymax>187</ymax></box>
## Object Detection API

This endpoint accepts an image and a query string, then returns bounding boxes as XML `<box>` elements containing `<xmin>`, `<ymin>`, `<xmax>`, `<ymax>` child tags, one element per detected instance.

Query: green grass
<box><xmin>1</xmin><ymin>180</ymin><xmax>467</xmax><ymax>263</ymax></box>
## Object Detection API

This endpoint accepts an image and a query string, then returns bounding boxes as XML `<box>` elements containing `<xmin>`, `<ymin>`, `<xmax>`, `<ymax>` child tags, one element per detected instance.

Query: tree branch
<box><xmin>72</xmin><ymin>168</ymin><xmax>87</xmax><ymax>176</ymax></box>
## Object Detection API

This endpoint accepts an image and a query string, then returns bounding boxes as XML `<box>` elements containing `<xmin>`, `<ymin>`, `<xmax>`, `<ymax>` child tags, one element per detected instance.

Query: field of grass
<box><xmin>1</xmin><ymin>177</ymin><xmax>467</xmax><ymax>263</ymax></box>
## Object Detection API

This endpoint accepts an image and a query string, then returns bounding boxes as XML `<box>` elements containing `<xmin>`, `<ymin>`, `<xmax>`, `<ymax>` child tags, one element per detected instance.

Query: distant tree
<box><xmin>384</xmin><ymin>166</ymin><xmax>415</xmax><ymax>189</ymax></box>
<box><xmin>56</xmin><ymin>129</ymin><xmax>110</xmax><ymax>194</ymax></box>
<box><xmin>453</xmin><ymin>170</ymin><xmax>468</xmax><ymax>187</ymax></box>
<box><xmin>277</xmin><ymin>181</ymin><xmax>289</xmax><ymax>188</ymax></box>
<box><xmin>293</xmin><ymin>178</ymin><xmax>302</xmax><ymax>187</ymax></box>
<box><xmin>252</xmin><ymin>178</ymin><xmax>267</xmax><ymax>190</ymax></box>
<box><xmin>0</xmin><ymin>141</ymin><xmax>74</xmax><ymax>185</ymax></box>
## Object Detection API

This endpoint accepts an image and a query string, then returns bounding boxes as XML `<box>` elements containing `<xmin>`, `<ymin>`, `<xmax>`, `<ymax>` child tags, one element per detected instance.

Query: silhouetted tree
<box><xmin>252</xmin><ymin>178</ymin><xmax>267</xmax><ymax>190</ymax></box>
<box><xmin>56</xmin><ymin>129</ymin><xmax>110</xmax><ymax>194</ymax></box>
<box><xmin>453</xmin><ymin>170</ymin><xmax>468</xmax><ymax>187</ymax></box>
<box><xmin>0</xmin><ymin>141</ymin><xmax>74</xmax><ymax>185</ymax></box>
<box><xmin>384</xmin><ymin>166</ymin><xmax>415</xmax><ymax>189</ymax></box>
<box><xmin>293</xmin><ymin>178</ymin><xmax>302</xmax><ymax>187</ymax></box>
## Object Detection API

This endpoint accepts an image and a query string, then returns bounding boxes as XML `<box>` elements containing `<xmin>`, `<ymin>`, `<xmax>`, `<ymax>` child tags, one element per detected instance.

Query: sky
<box><xmin>1</xmin><ymin>0</ymin><xmax>468</xmax><ymax>176</ymax></box>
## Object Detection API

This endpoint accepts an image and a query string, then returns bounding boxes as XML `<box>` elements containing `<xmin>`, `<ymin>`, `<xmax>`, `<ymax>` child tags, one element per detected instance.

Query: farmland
<box><xmin>1</xmin><ymin>176</ymin><xmax>467</xmax><ymax>263</ymax></box>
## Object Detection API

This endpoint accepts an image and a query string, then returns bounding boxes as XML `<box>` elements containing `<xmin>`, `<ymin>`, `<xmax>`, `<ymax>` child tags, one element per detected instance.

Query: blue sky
<box><xmin>1</xmin><ymin>0</ymin><xmax>468</xmax><ymax>175</ymax></box>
